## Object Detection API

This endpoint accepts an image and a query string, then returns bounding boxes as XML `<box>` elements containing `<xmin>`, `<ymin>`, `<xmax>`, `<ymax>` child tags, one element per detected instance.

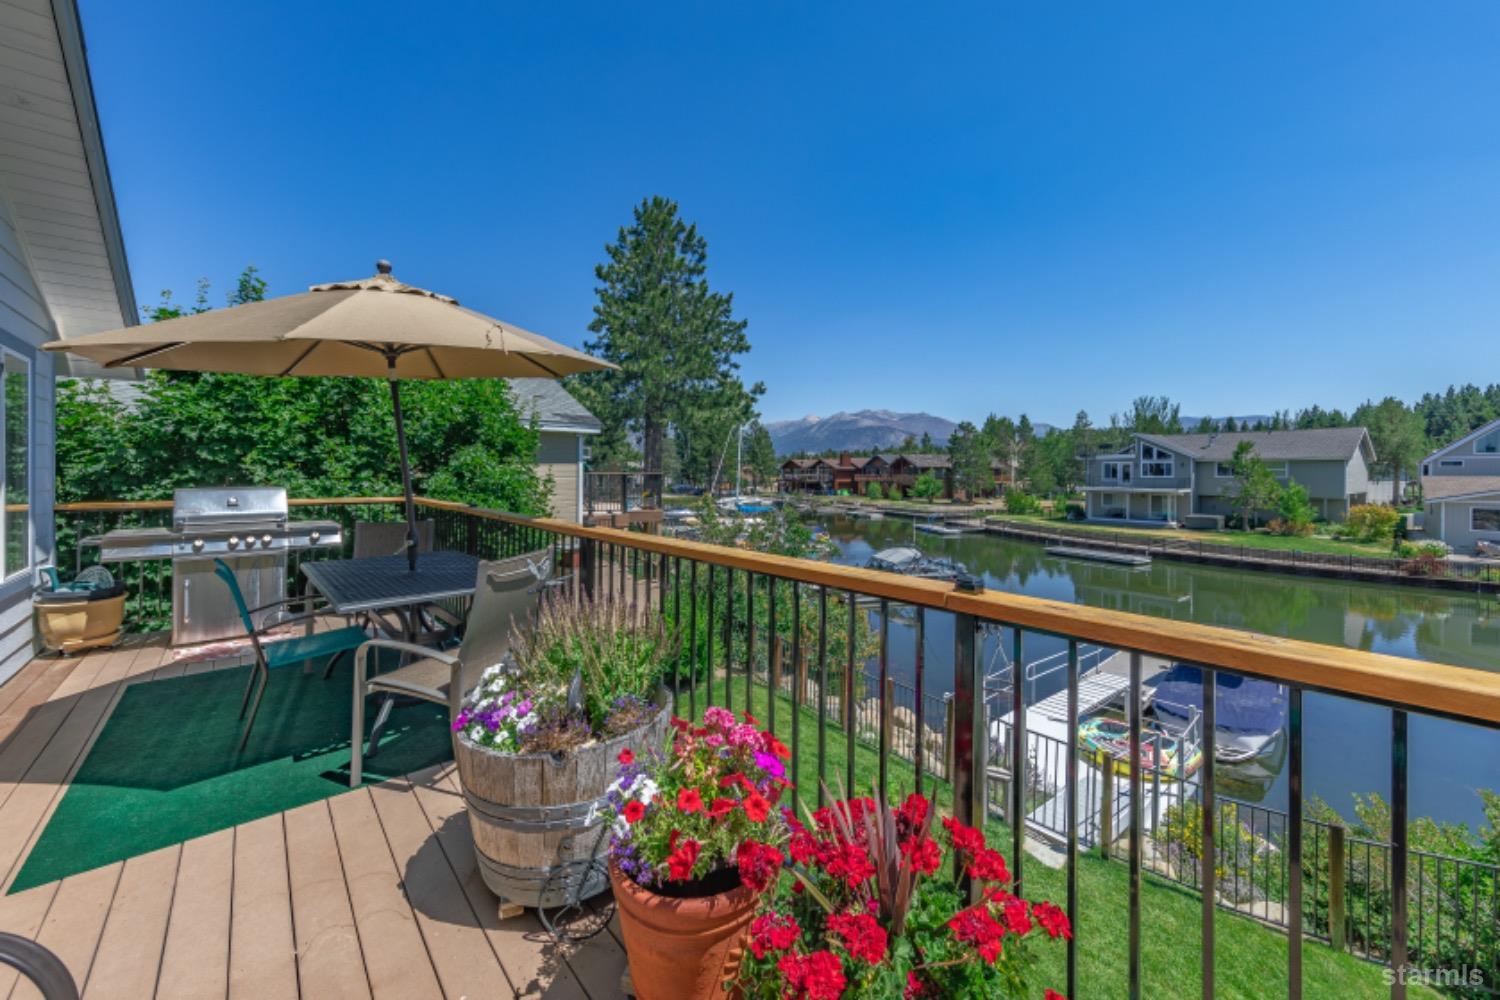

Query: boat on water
<box><xmin>865</xmin><ymin>546</ymin><xmax>967</xmax><ymax>580</ymax></box>
<box><xmin>1077</xmin><ymin>716</ymin><xmax>1203</xmax><ymax>779</ymax></box>
<box><xmin>1150</xmin><ymin>664</ymin><xmax>1288</xmax><ymax>763</ymax></box>
<box><xmin>916</xmin><ymin>523</ymin><xmax>963</xmax><ymax>536</ymax></box>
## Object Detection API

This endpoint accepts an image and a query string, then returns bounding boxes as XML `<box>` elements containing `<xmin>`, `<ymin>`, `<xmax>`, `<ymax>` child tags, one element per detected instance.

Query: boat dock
<box><xmin>1046</xmin><ymin>544</ymin><xmax>1152</xmax><ymax>567</ymax></box>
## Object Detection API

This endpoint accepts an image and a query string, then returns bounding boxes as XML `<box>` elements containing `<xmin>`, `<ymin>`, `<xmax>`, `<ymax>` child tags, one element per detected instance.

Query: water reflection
<box><xmin>818</xmin><ymin>516</ymin><xmax>1500</xmax><ymax>828</ymax></box>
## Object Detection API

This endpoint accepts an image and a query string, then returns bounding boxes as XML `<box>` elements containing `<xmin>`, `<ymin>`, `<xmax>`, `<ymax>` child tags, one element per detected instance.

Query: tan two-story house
<box><xmin>1420</xmin><ymin>418</ymin><xmax>1500</xmax><ymax>554</ymax></box>
<box><xmin>1083</xmin><ymin>428</ymin><xmax>1375</xmax><ymax>526</ymax></box>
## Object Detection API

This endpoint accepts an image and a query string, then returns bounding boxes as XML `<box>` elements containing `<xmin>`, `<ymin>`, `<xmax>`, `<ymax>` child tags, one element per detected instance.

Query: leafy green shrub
<box><xmin>865</xmin><ymin>481</ymin><xmax>883</xmax><ymax>500</ymax></box>
<box><xmin>1340</xmin><ymin>503</ymin><xmax>1401</xmax><ymax>542</ymax></box>
<box><xmin>1269</xmin><ymin>482</ymin><xmax>1316</xmax><ymax>535</ymax></box>
<box><xmin>1004</xmin><ymin>488</ymin><xmax>1041</xmax><ymax>515</ymax></box>
<box><xmin>887</xmin><ymin>483</ymin><xmax>903</xmax><ymax>500</ymax></box>
<box><xmin>912</xmin><ymin>472</ymin><xmax>944</xmax><ymax>500</ymax></box>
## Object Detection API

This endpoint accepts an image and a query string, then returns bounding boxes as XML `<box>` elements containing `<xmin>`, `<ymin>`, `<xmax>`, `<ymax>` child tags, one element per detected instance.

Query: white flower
<box><xmin>635</xmin><ymin>779</ymin><xmax>659</xmax><ymax>804</ymax></box>
<box><xmin>468</xmin><ymin>725</ymin><xmax>486</xmax><ymax>743</ymax></box>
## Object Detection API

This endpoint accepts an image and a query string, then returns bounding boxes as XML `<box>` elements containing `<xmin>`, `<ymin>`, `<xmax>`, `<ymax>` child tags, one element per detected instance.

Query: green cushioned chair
<box><xmin>213</xmin><ymin>558</ymin><xmax>370</xmax><ymax>751</ymax></box>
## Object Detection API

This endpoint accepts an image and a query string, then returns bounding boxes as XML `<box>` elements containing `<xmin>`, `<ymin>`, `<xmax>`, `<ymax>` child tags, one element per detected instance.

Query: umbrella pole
<box><xmin>387</xmin><ymin>368</ymin><xmax>419</xmax><ymax>572</ymax></box>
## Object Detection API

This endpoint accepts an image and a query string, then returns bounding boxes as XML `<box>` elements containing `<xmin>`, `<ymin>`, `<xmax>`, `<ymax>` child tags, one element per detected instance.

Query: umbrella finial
<box><xmin>375</xmin><ymin>259</ymin><xmax>392</xmax><ymax>275</ymax></box>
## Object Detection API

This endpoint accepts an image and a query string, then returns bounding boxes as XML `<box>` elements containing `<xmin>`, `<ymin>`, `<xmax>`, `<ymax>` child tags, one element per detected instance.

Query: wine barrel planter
<box><xmin>454</xmin><ymin>689</ymin><xmax>672</xmax><ymax>910</ymax></box>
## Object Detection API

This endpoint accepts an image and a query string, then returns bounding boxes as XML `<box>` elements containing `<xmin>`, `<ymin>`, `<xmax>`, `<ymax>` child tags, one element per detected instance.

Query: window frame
<box><xmin>1472</xmin><ymin>507</ymin><xmax>1500</xmax><ymax>533</ymax></box>
<box><xmin>1474</xmin><ymin>429</ymin><xmax>1500</xmax><ymax>455</ymax></box>
<box><xmin>0</xmin><ymin>349</ymin><xmax>31</xmax><ymax>582</ymax></box>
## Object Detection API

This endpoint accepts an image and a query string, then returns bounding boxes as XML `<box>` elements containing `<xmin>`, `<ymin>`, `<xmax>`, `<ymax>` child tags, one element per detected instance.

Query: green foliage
<box><xmin>1269</xmin><ymin>481</ymin><xmax>1317</xmax><ymax>536</ymax></box>
<box><xmin>572</xmin><ymin>196</ymin><xmax>762</xmax><ymax>475</ymax></box>
<box><xmin>745</xmin><ymin>422</ymin><xmax>779</xmax><ymax>486</ymax></box>
<box><xmin>865</xmin><ymin>481</ymin><xmax>883</xmax><ymax>500</ymax></box>
<box><xmin>1353</xmin><ymin>395</ymin><xmax>1426</xmax><ymax>502</ymax></box>
<box><xmin>911</xmin><ymin>472</ymin><xmax>943</xmax><ymax>501</ymax></box>
<box><xmin>945</xmin><ymin>420</ymin><xmax>993</xmax><ymax>499</ymax></box>
<box><xmin>1003</xmin><ymin>488</ymin><xmax>1041</xmax><ymax>515</ymax></box>
<box><xmin>1341</xmin><ymin>503</ymin><xmax>1401</xmax><ymax>542</ymax></box>
<box><xmin>508</xmin><ymin>596</ymin><xmax>677</xmax><ymax>731</ymax></box>
<box><xmin>1126</xmin><ymin>395</ymin><xmax>1184</xmax><ymax>434</ymax></box>
<box><xmin>55</xmin><ymin>269</ymin><xmax>549</xmax><ymax>514</ymax></box>
<box><xmin>1224</xmin><ymin>441</ymin><xmax>1281</xmax><ymax>531</ymax></box>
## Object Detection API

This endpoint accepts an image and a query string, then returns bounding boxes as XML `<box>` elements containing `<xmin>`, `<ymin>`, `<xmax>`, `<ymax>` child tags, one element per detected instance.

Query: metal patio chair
<box><xmin>347</xmin><ymin>548</ymin><xmax>552</xmax><ymax>786</ymax></box>
<box><xmin>212</xmin><ymin>558</ymin><xmax>371</xmax><ymax>752</ymax></box>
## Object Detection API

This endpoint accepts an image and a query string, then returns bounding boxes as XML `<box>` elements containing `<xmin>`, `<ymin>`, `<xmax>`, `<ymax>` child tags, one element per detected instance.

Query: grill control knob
<box><xmin>262</xmin><ymin>533</ymin><xmax>273</xmax><ymax>545</ymax></box>
<box><xmin>192</xmin><ymin>538</ymin><xmax>205</xmax><ymax>552</ymax></box>
<box><xmin>228</xmin><ymin>536</ymin><xmax>240</xmax><ymax>548</ymax></box>
<box><xmin>309</xmin><ymin>531</ymin><xmax>321</xmax><ymax>542</ymax></box>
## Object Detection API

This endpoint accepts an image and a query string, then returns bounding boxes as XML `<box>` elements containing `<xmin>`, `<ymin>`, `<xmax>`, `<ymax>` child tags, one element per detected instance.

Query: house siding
<box><xmin>1422</xmin><ymin>420</ymin><xmax>1500</xmax><ymax>478</ymax></box>
<box><xmin>537</xmin><ymin>430</ymin><xmax>581</xmax><ymax>523</ymax></box>
<box><xmin>0</xmin><ymin>194</ymin><xmax>57</xmax><ymax>683</ymax></box>
<box><xmin>1424</xmin><ymin>496</ymin><xmax>1500</xmax><ymax>554</ymax></box>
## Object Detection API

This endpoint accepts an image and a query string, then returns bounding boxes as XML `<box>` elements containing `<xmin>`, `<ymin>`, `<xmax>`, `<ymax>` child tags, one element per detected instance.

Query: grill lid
<box><xmin>173</xmin><ymin>487</ymin><xmax>289</xmax><ymax>530</ymax></box>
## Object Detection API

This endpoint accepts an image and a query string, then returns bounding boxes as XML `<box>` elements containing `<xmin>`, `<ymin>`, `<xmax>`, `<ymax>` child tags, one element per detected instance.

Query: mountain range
<box><xmin>766</xmin><ymin>410</ymin><xmax>958</xmax><ymax>455</ymax></box>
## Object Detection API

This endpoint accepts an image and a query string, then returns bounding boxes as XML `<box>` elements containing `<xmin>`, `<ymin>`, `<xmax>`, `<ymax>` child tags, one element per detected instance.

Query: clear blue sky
<box><xmin>81</xmin><ymin>1</ymin><xmax>1500</xmax><ymax>427</ymax></box>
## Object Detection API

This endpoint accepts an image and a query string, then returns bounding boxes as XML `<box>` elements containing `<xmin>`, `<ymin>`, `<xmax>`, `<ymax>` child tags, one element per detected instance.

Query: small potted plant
<box><xmin>736</xmin><ymin>789</ymin><xmax>1071</xmax><ymax>999</ymax></box>
<box><xmin>452</xmin><ymin>596</ymin><xmax>677</xmax><ymax>911</ymax></box>
<box><xmin>606</xmin><ymin>706</ymin><xmax>794</xmax><ymax>999</ymax></box>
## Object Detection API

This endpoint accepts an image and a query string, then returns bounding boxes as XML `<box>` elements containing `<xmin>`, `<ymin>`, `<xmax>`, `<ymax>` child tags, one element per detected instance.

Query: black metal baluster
<box><xmin>952</xmin><ymin>613</ymin><xmax>981</xmax><ymax>898</ymax></box>
<box><xmin>1012</xmin><ymin>630</ymin><xmax>1026</xmax><ymax>892</ymax></box>
<box><xmin>877</xmin><ymin>598</ymin><xmax>890</xmax><ymax>805</ymax></box>
<box><xmin>845</xmin><ymin>591</ymin><xmax>857</xmax><ymax>801</ymax></box>
<box><xmin>913</xmin><ymin>607</ymin><xmax>926</xmax><ymax>798</ymax></box>
<box><xmin>745</xmin><ymin>571</ymin><xmax>755</xmax><ymax>711</ymax></box>
<box><xmin>1391</xmin><ymin>710</ymin><xmax>1409</xmax><ymax>998</ymax></box>
<box><xmin>1128</xmin><ymin>651</ymin><xmax>1143</xmax><ymax>1000</ymax></box>
<box><xmin>689</xmin><ymin>561</ymin><xmax>699</xmax><ymax>719</ymax></box>
<box><xmin>706</xmin><ymin>565</ymin><xmax>716</xmax><ymax>708</ymax></box>
<box><xmin>791</xmin><ymin>582</ymin><xmax>802</xmax><ymax>795</ymax></box>
<box><xmin>1202</xmin><ymin>666</ymin><xmax>1217</xmax><ymax>1000</ymax></box>
<box><xmin>724</xmin><ymin>567</ymin><xmax>735</xmax><ymax>713</ymax></box>
<box><xmin>1289</xmin><ymin>686</ymin><xmax>1304</xmax><ymax>998</ymax></box>
<box><xmin>767</xmin><ymin>578</ymin><xmax>778</xmax><ymax>734</ymax></box>
<box><xmin>817</xmin><ymin>587</ymin><xmax>828</xmax><ymax>807</ymax></box>
<box><xmin>1066</xmin><ymin>639</ymin><xmax>1079</xmax><ymax>1000</ymax></box>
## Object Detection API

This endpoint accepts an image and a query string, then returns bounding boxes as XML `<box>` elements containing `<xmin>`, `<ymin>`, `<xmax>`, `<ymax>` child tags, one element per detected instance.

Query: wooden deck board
<box><xmin>0</xmin><ymin>634</ymin><xmax>591</xmax><ymax>1000</ymax></box>
<box><xmin>284</xmin><ymin>799</ymin><xmax>369</xmax><ymax>1000</ymax></box>
<box><xmin>156</xmin><ymin>827</ymin><xmax>233</xmax><ymax>1000</ymax></box>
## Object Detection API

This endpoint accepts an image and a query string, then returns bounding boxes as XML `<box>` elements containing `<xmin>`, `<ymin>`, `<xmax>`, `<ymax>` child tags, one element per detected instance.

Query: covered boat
<box><xmin>1077</xmin><ymin>716</ymin><xmax>1202</xmax><ymax>779</ymax></box>
<box><xmin>1150</xmin><ymin>664</ymin><xmax>1288</xmax><ymax>763</ymax></box>
<box><xmin>865</xmin><ymin>546</ymin><xmax>967</xmax><ymax>581</ymax></box>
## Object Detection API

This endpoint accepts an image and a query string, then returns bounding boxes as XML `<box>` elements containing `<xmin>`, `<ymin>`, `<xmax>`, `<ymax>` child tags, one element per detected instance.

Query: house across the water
<box><xmin>1082</xmin><ymin>428</ymin><xmax>1375</xmax><ymax>526</ymax></box>
<box><xmin>779</xmin><ymin>451</ymin><xmax>1007</xmax><ymax>499</ymax></box>
<box><xmin>1420</xmin><ymin>417</ymin><xmax>1500</xmax><ymax>554</ymax></box>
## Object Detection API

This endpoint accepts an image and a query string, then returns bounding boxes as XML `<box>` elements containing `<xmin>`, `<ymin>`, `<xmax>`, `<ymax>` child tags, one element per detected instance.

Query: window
<box><xmin>2</xmin><ymin>353</ymin><xmax>28</xmax><ymax>578</ymax></box>
<box><xmin>1139</xmin><ymin>445</ymin><xmax>1173</xmax><ymax>478</ymax></box>
<box><xmin>1100</xmin><ymin>493</ymin><xmax>1115</xmax><ymax>506</ymax></box>
<box><xmin>1101</xmin><ymin>461</ymin><xmax>1131</xmax><ymax>483</ymax></box>
<box><xmin>1476</xmin><ymin>429</ymin><xmax>1500</xmax><ymax>454</ymax></box>
<box><xmin>1473</xmin><ymin>508</ymin><xmax>1500</xmax><ymax>533</ymax></box>
<box><xmin>1265</xmin><ymin>462</ymin><xmax>1289</xmax><ymax>479</ymax></box>
<box><xmin>1439</xmin><ymin>459</ymin><xmax>1464</xmax><ymax>469</ymax></box>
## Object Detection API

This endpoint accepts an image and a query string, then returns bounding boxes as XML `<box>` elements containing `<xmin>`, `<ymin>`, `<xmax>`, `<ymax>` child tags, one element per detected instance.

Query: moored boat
<box><xmin>1077</xmin><ymin>716</ymin><xmax>1203</xmax><ymax>779</ymax></box>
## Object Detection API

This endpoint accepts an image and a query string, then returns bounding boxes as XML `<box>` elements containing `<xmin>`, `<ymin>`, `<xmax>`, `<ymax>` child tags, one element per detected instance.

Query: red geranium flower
<box><xmin>828</xmin><ymin>911</ymin><xmax>887</xmax><ymax>964</ymax></box>
<box><xmin>748</xmin><ymin>911</ymin><xmax>800</xmax><ymax>959</ymax></box>
<box><xmin>617</xmin><ymin>748</ymin><xmax>634</xmax><ymax>765</ymax></box>
<box><xmin>777</xmin><ymin>949</ymin><xmax>845</xmax><ymax>1000</ymax></box>
<box><xmin>1045</xmin><ymin>991</ymin><xmax>1068</xmax><ymax>1000</ymax></box>
<box><xmin>900</xmin><ymin>834</ymin><xmax>942</xmax><ymax>875</ymax></box>
<box><xmin>1002</xmin><ymin>895</ymin><xmax>1033</xmax><ymax>936</ymax></box>
<box><xmin>707</xmin><ymin>796</ymin><xmax>737</xmax><ymax>819</ymax></box>
<box><xmin>736</xmin><ymin>839</ymin><xmax>785</xmax><ymax>892</ymax></box>
<box><xmin>765</xmin><ymin>735</ymin><xmax>792</xmax><ymax>760</ymax></box>
<box><xmin>622</xmin><ymin>800</ymin><xmax>646</xmax><ymax>824</ymax></box>
<box><xmin>826</xmin><ymin>840</ymin><xmax>876</xmax><ymax>888</ymax></box>
<box><xmin>970</xmin><ymin>847</ymin><xmax>1010</xmax><ymax>883</ymax></box>
<box><xmin>1033</xmin><ymin>901</ymin><xmax>1073</xmax><ymax>940</ymax></box>
<box><xmin>666</xmin><ymin>837</ymin><xmax>701</xmax><ymax>881</ymax></box>
<box><xmin>742</xmin><ymin>791</ymin><xmax>771</xmax><ymax>823</ymax></box>
<box><xmin>677</xmin><ymin>788</ymin><xmax>704</xmax><ymax>813</ymax></box>
<box><xmin>942</xmin><ymin>816</ymin><xmax>986</xmax><ymax>855</ymax></box>
<box><xmin>948</xmin><ymin>905</ymin><xmax>1005</xmax><ymax>963</ymax></box>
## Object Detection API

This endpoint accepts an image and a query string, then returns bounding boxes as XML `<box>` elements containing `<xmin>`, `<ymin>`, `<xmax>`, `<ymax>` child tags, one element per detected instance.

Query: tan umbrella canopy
<box><xmin>43</xmin><ymin>261</ymin><xmax>615</xmax><ymax>569</ymax></box>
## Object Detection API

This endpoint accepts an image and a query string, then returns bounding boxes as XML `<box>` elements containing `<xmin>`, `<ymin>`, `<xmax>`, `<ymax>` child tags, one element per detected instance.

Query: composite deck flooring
<box><xmin>0</xmin><ymin>631</ymin><xmax>624</xmax><ymax>999</ymax></box>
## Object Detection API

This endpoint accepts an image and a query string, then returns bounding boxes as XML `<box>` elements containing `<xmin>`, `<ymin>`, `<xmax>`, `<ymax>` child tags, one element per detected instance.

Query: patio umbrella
<box><xmin>43</xmin><ymin>260</ymin><xmax>615</xmax><ymax>570</ymax></box>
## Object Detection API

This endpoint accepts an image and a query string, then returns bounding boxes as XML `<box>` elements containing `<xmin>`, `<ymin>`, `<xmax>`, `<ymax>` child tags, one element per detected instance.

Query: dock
<box><xmin>1046</xmin><ymin>544</ymin><xmax>1152</xmax><ymax>567</ymax></box>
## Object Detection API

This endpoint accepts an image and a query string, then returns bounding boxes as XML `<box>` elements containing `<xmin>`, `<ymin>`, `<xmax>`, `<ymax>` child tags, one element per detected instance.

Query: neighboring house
<box><xmin>0</xmin><ymin>0</ymin><xmax>137</xmax><ymax>681</ymax></box>
<box><xmin>1419</xmin><ymin>418</ymin><xmax>1500</xmax><ymax>554</ymax></box>
<box><xmin>1082</xmin><ymin>428</ymin><xmax>1375</xmax><ymax>525</ymax></box>
<box><xmin>506</xmin><ymin>378</ymin><xmax>601</xmax><ymax>523</ymax></box>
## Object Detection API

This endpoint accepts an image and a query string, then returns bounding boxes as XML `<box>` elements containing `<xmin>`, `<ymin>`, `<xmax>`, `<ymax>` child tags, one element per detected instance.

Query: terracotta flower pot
<box><xmin>610</xmin><ymin>862</ymin><xmax>757</xmax><ymax>1000</ymax></box>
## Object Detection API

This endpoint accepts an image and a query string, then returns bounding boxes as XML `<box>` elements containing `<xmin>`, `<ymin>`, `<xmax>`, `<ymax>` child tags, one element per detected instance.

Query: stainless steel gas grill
<box><xmin>96</xmin><ymin>487</ymin><xmax>342</xmax><ymax>645</ymax></box>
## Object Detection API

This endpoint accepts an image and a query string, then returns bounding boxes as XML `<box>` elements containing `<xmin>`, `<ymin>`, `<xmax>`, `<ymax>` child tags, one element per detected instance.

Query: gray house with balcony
<box><xmin>1419</xmin><ymin>417</ymin><xmax>1500</xmax><ymax>554</ymax></box>
<box><xmin>1083</xmin><ymin>428</ymin><xmax>1375</xmax><ymax>526</ymax></box>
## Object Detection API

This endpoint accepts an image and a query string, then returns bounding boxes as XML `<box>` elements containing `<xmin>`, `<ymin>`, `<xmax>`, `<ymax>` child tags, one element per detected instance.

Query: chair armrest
<box><xmin>251</xmin><ymin>610</ymin><xmax>331</xmax><ymax>636</ymax></box>
<box><xmin>246</xmin><ymin>593</ymin><xmax>330</xmax><ymax>617</ymax></box>
<box><xmin>355</xmin><ymin>637</ymin><xmax>460</xmax><ymax>666</ymax></box>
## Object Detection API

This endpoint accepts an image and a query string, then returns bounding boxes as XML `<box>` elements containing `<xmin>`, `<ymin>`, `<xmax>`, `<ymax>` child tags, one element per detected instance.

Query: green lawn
<box><xmin>686</xmin><ymin>674</ymin><xmax>1437</xmax><ymax>1000</ymax></box>
<box><xmin>985</xmin><ymin>513</ymin><xmax>1398</xmax><ymax>559</ymax></box>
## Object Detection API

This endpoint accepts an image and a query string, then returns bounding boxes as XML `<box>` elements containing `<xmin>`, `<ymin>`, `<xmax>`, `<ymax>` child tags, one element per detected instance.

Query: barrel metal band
<box><xmin>462</xmin><ymin>789</ymin><xmax>607</xmax><ymax>832</ymax></box>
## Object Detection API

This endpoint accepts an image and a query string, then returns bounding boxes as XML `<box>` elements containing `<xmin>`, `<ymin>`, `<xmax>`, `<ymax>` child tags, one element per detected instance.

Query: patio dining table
<box><xmin>300</xmin><ymin>550</ymin><xmax>482</xmax><ymax>642</ymax></box>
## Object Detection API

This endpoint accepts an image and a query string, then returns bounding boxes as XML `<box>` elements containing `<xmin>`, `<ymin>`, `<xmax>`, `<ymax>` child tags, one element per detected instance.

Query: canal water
<box><xmin>814</xmin><ymin>515</ymin><xmax>1500</xmax><ymax>830</ymax></box>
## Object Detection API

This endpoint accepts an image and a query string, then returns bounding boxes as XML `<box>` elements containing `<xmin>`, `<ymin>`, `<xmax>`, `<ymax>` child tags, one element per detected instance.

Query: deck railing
<box><xmin>52</xmin><ymin>495</ymin><xmax>1500</xmax><ymax>997</ymax></box>
<box><xmin>583</xmin><ymin>471</ymin><xmax>663</xmax><ymax>516</ymax></box>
